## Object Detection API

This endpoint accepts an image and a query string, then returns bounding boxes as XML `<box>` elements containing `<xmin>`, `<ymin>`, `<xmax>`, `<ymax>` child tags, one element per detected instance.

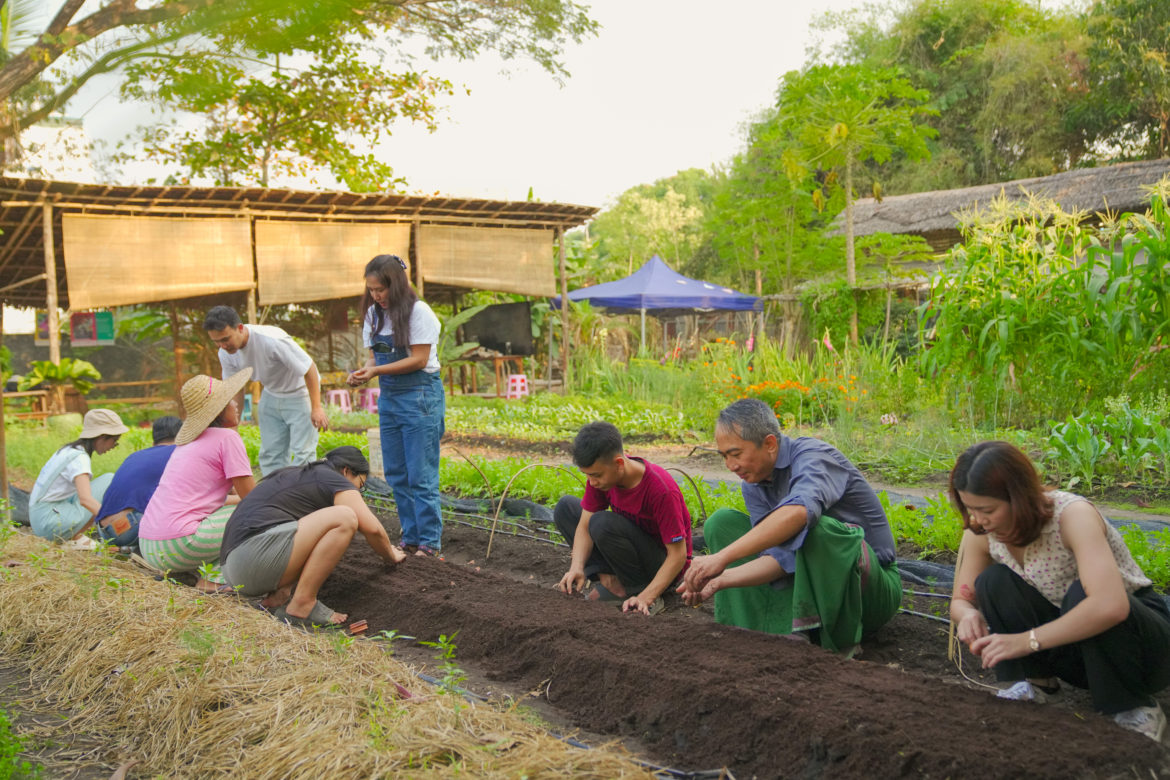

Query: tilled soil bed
<box><xmin>319</xmin><ymin>513</ymin><xmax>1170</xmax><ymax>779</ymax></box>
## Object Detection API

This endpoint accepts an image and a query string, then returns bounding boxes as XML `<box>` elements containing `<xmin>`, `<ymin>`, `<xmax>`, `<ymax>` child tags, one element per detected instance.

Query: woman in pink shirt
<box><xmin>139</xmin><ymin>370</ymin><xmax>256</xmax><ymax>593</ymax></box>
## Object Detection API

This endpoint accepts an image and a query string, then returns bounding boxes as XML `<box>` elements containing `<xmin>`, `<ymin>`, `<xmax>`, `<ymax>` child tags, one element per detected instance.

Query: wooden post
<box><xmin>0</xmin><ymin>304</ymin><xmax>8</xmax><ymax>523</ymax></box>
<box><xmin>557</xmin><ymin>228</ymin><xmax>569</xmax><ymax>393</ymax></box>
<box><xmin>169</xmin><ymin>303</ymin><xmax>183</xmax><ymax>405</ymax></box>
<box><xmin>42</xmin><ymin>201</ymin><xmax>60</xmax><ymax>365</ymax></box>
<box><xmin>412</xmin><ymin>218</ymin><xmax>424</xmax><ymax>298</ymax></box>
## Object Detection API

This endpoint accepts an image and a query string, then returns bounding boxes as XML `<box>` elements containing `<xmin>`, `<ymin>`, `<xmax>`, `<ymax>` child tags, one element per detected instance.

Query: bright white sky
<box><xmin>79</xmin><ymin>0</ymin><xmax>872</xmax><ymax>209</ymax></box>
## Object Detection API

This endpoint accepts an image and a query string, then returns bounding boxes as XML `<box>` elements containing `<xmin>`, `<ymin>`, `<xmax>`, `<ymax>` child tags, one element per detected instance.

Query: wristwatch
<box><xmin>1028</xmin><ymin>628</ymin><xmax>1041</xmax><ymax>652</ymax></box>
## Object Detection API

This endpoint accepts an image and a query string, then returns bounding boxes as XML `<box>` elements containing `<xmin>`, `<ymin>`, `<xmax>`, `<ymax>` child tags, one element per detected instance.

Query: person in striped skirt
<box><xmin>139</xmin><ymin>369</ymin><xmax>256</xmax><ymax>593</ymax></box>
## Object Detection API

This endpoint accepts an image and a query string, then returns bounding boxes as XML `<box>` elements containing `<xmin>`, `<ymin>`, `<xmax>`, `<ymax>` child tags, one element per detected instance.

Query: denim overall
<box><xmin>372</xmin><ymin>332</ymin><xmax>446</xmax><ymax>550</ymax></box>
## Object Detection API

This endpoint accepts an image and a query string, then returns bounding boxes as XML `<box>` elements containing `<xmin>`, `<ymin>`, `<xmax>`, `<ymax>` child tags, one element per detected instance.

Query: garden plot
<box><xmin>319</xmin><ymin>509</ymin><xmax>1170</xmax><ymax>779</ymax></box>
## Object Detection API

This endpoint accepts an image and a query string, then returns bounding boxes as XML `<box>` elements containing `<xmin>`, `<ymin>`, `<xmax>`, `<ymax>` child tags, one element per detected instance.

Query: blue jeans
<box><xmin>379</xmin><ymin>373</ymin><xmax>445</xmax><ymax>550</ymax></box>
<box><xmin>256</xmin><ymin>391</ymin><xmax>319</xmax><ymax>476</ymax></box>
<box><xmin>96</xmin><ymin>509</ymin><xmax>142</xmax><ymax>548</ymax></box>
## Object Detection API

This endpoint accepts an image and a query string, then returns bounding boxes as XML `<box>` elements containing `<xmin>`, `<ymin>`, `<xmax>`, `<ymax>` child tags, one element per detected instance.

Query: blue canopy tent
<box><xmin>552</xmin><ymin>255</ymin><xmax>761</xmax><ymax>350</ymax></box>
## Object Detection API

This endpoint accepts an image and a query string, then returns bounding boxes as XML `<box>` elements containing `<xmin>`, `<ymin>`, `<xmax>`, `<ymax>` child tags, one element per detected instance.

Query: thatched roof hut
<box><xmin>845</xmin><ymin>159</ymin><xmax>1170</xmax><ymax>252</ymax></box>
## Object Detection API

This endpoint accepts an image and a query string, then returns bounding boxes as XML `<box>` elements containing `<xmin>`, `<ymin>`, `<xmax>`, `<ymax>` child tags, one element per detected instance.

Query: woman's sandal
<box><xmin>273</xmin><ymin>600</ymin><xmax>346</xmax><ymax>630</ymax></box>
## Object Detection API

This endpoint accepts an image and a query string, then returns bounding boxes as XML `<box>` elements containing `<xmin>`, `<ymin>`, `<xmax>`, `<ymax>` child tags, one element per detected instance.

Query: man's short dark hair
<box><xmin>204</xmin><ymin>305</ymin><xmax>242</xmax><ymax>332</ymax></box>
<box><xmin>572</xmin><ymin>421</ymin><xmax>624</xmax><ymax>468</ymax></box>
<box><xmin>152</xmin><ymin>415</ymin><xmax>182</xmax><ymax>445</ymax></box>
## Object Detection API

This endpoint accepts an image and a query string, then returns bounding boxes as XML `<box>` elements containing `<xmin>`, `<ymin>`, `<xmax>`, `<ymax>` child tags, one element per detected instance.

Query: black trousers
<box><xmin>553</xmin><ymin>495</ymin><xmax>667</xmax><ymax>594</ymax></box>
<box><xmin>975</xmin><ymin>563</ymin><xmax>1170</xmax><ymax>713</ymax></box>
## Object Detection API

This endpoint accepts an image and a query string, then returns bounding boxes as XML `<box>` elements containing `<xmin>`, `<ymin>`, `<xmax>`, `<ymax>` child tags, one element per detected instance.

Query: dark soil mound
<box><xmin>319</xmin><ymin>518</ymin><xmax>1170</xmax><ymax>779</ymax></box>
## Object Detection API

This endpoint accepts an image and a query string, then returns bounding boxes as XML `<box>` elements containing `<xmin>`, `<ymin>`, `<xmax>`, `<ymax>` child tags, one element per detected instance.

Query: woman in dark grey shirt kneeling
<box><xmin>221</xmin><ymin>446</ymin><xmax>406</xmax><ymax>629</ymax></box>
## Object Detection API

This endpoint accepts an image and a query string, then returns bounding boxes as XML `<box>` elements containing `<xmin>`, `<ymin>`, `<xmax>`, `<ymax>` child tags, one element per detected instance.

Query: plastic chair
<box><xmin>325</xmin><ymin>388</ymin><xmax>352</xmax><ymax>412</ymax></box>
<box><xmin>505</xmin><ymin>374</ymin><xmax>529</xmax><ymax>399</ymax></box>
<box><xmin>358</xmin><ymin>387</ymin><xmax>380</xmax><ymax>413</ymax></box>
<box><xmin>241</xmin><ymin>394</ymin><xmax>254</xmax><ymax>422</ymax></box>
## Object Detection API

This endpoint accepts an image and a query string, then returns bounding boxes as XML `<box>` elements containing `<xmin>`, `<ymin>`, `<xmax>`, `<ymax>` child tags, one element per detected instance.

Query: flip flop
<box><xmin>273</xmin><ymin>600</ymin><xmax>346</xmax><ymax>630</ymax></box>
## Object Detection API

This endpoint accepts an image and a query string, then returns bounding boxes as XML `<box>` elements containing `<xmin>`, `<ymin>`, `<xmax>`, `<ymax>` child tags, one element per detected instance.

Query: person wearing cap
<box><xmin>220</xmin><ymin>446</ymin><xmax>407</xmax><ymax>629</ymax></box>
<box><xmin>347</xmin><ymin>254</ymin><xmax>446</xmax><ymax>557</ymax></box>
<box><xmin>29</xmin><ymin>408</ymin><xmax>129</xmax><ymax>548</ymax></box>
<box><xmin>204</xmin><ymin>305</ymin><xmax>327</xmax><ymax>477</ymax></box>
<box><xmin>139</xmin><ymin>371</ymin><xmax>257</xmax><ymax>593</ymax></box>
<box><xmin>92</xmin><ymin>415</ymin><xmax>183</xmax><ymax>549</ymax></box>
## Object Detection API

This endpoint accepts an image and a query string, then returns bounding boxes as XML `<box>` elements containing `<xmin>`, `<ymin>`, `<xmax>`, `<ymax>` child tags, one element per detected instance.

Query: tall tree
<box><xmin>1072</xmin><ymin>0</ymin><xmax>1170</xmax><ymax>158</ymax></box>
<box><xmin>814</xmin><ymin>0</ymin><xmax>1087</xmax><ymax>189</ymax></box>
<box><xmin>0</xmin><ymin>0</ymin><xmax>597</xmax><ymax>167</ymax></box>
<box><xmin>775</xmin><ymin>63</ymin><xmax>935</xmax><ymax>341</ymax></box>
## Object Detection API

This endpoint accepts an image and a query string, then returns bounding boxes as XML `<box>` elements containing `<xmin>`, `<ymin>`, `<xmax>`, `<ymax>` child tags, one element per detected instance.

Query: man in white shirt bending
<box><xmin>204</xmin><ymin>305</ymin><xmax>328</xmax><ymax>475</ymax></box>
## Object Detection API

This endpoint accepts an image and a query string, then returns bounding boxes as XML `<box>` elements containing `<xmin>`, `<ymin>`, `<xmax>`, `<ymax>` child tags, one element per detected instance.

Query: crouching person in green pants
<box><xmin>678</xmin><ymin>399</ymin><xmax>901</xmax><ymax>653</ymax></box>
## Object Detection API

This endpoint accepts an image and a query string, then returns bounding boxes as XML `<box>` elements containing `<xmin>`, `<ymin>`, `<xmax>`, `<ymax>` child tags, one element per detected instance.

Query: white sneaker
<box><xmin>63</xmin><ymin>536</ymin><xmax>97</xmax><ymax>552</ymax></box>
<box><xmin>1113</xmin><ymin>702</ymin><xmax>1167</xmax><ymax>742</ymax></box>
<box><xmin>996</xmin><ymin>681</ymin><xmax>1044</xmax><ymax>703</ymax></box>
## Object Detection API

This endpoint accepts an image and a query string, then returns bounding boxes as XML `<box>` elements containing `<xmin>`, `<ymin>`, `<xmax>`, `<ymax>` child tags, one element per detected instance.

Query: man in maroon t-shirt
<box><xmin>554</xmin><ymin>421</ymin><xmax>692</xmax><ymax>615</ymax></box>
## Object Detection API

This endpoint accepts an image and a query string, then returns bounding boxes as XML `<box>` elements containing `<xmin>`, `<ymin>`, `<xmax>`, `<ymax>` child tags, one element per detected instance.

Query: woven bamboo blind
<box><xmin>254</xmin><ymin>221</ymin><xmax>410</xmax><ymax>305</ymax></box>
<box><xmin>416</xmin><ymin>225</ymin><xmax>555</xmax><ymax>297</ymax></box>
<box><xmin>62</xmin><ymin>215</ymin><xmax>254</xmax><ymax>309</ymax></box>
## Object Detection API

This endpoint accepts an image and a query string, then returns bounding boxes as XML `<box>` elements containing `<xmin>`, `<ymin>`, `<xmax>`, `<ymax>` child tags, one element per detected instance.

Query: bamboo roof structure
<box><xmin>845</xmin><ymin>159</ymin><xmax>1170</xmax><ymax>252</ymax></box>
<box><xmin>0</xmin><ymin>176</ymin><xmax>597</xmax><ymax>308</ymax></box>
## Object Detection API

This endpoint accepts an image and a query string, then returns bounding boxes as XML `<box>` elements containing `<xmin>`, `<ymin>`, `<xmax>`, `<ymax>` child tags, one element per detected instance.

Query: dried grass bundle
<box><xmin>0</xmin><ymin>533</ymin><xmax>650</xmax><ymax>778</ymax></box>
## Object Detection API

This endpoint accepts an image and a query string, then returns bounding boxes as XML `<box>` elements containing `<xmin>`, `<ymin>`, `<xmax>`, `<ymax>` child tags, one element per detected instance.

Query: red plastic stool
<box><xmin>324</xmin><ymin>389</ymin><xmax>352</xmax><ymax>412</ymax></box>
<box><xmin>505</xmin><ymin>374</ymin><xmax>529</xmax><ymax>399</ymax></box>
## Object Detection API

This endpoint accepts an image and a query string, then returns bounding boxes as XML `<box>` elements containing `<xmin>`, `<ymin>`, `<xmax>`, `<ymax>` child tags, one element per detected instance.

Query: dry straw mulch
<box><xmin>0</xmin><ymin>531</ymin><xmax>651</xmax><ymax>778</ymax></box>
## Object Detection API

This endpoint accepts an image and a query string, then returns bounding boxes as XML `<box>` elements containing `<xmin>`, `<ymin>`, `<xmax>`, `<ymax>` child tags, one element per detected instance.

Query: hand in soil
<box><xmin>970</xmin><ymin>631</ymin><xmax>1030</xmax><ymax>668</ymax></box>
<box><xmin>622</xmin><ymin>595</ymin><xmax>655</xmax><ymax>615</ymax></box>
<box><xmin>556</xmin><ymin>568</ymin><xmax>587</xmax><ymax>595</ymax></box>
<box><xmin>387</xmin><ymin>545</ymin><xmax>408</xmax><ymax>565</ymax></box>
<box><xmin>676</xmin><ymin>576</ymin><xmax>718</xmax><ymax>607</ymax></box>
<box><xmin>682</xmin><ymin>553</ymin><xmax>725</xmax><ymax>595</ymax></box>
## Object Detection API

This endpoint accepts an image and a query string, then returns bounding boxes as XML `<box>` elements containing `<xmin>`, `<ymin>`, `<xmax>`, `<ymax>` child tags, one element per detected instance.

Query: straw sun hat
<box><xmin>175</xmin><ymin>368</ymin><xmax>253</xmax><ymax>446</ymax></box>
<box><xmin>79</xmin><ymin>408</ymin><xmax>130</xmax><ymax>439</ymax></box>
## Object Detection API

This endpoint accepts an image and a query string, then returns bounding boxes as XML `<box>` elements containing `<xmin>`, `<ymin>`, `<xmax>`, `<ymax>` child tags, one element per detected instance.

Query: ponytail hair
<box><xmin>322</xmin><ymin>445</ymin><xmax>369</xmax><ymax>476</ymax></box>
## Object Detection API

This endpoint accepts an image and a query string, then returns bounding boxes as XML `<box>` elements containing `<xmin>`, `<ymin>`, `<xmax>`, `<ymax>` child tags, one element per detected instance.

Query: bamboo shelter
<box><xmin>0</xmin><ymin>177</ymin><xmax>597</xmax><ymax>508</ymax></box>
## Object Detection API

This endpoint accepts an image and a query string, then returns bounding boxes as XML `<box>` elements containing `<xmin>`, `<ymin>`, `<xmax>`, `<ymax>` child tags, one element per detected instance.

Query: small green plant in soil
<box><xmin>0</xmin><ymin>706</ymin><xmax>42</xmax><ymax>780</ymax></box>
<box><xmin>419</xmin><ymin>632</ymin><xmax>468</xmax><ymax>697</ymax></box>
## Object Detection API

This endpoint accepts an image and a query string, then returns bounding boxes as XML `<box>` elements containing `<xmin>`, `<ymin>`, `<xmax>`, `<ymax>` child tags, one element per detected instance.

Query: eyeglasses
<box><xmin>370</xmin><ymin>342</ymin><xmax>394</xmax><ymax>354</ymax></box>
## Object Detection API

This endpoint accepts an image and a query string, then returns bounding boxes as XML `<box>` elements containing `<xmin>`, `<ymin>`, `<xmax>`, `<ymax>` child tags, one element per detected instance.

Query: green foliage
<box><xmin>1044</xmin><ymin>395</ymin><xmax>1170</xmax><ymax>490</ymax></box>
<box><xmin>590</xmin><ymin>169</ymin><xmax>716</xmax><ymax>280</ymax></box>
<box><xmin>1075</xmin><ymin>0</ymin><xmax>1170</xmax><ymax>159</ymax></box>
<box><xmin>4</xmin><ymin>0</ymin><xmax>599</xmax><ymax>155</ymax></box>
<box><xmin>879</xmin><ymin>490</ymin><xmax>962</xmax><ymax>558</ymax></box>
<box><xmin>445</xmin><ymin>394</ymin><xmax>693</xmax><ymax>442</ymax></box>
<box><xmin>0</xmin><ymin>706</ymin><xmax>41</xmax><ymax>780</ymax></box>
<box><xmin>919</xmin><ymin>184</ymin><xmax>1170</xmax><ymax>427</ymax></box>
<box><xmin>814</xmin><ymin>0</ymin><xmax>1088</xmax><ymax>188</ymax></box>
<box><xmin>436</xmin><ymin>303</ymin><xmax>488</xmax><ymax>366</ymax></box>
<box><xmin>1118</xmin><ymin>525</ymin><xmax>1170</xmax><ymax>592</ymax></box>
<box><xmin>17</xmin><ymin>358</ymin><xmax>101</xmax><ymax>394</ymax></box>
<box><xmin>124</xmin><ymin>46</ymin><xmax>451</xmax><ymax>190</ymax></box>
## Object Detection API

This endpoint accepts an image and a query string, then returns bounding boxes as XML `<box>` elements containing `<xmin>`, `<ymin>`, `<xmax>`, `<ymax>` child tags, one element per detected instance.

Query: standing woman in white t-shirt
<box><xmin>29</xmin><ymin>408</ymin><xmax>129</xmax><ymax>547</ymax></box>
<box><xmin>348</xmin><ymin>254</ymin><xmax>445</xmax><ymax>556</ymax></box>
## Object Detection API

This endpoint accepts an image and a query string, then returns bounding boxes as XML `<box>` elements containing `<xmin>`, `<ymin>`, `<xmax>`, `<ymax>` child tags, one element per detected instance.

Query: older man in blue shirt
<box><xmin>679</xmin><ymin>399</ymin><xmax>901</xmax><ymax>651</ymax></box>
